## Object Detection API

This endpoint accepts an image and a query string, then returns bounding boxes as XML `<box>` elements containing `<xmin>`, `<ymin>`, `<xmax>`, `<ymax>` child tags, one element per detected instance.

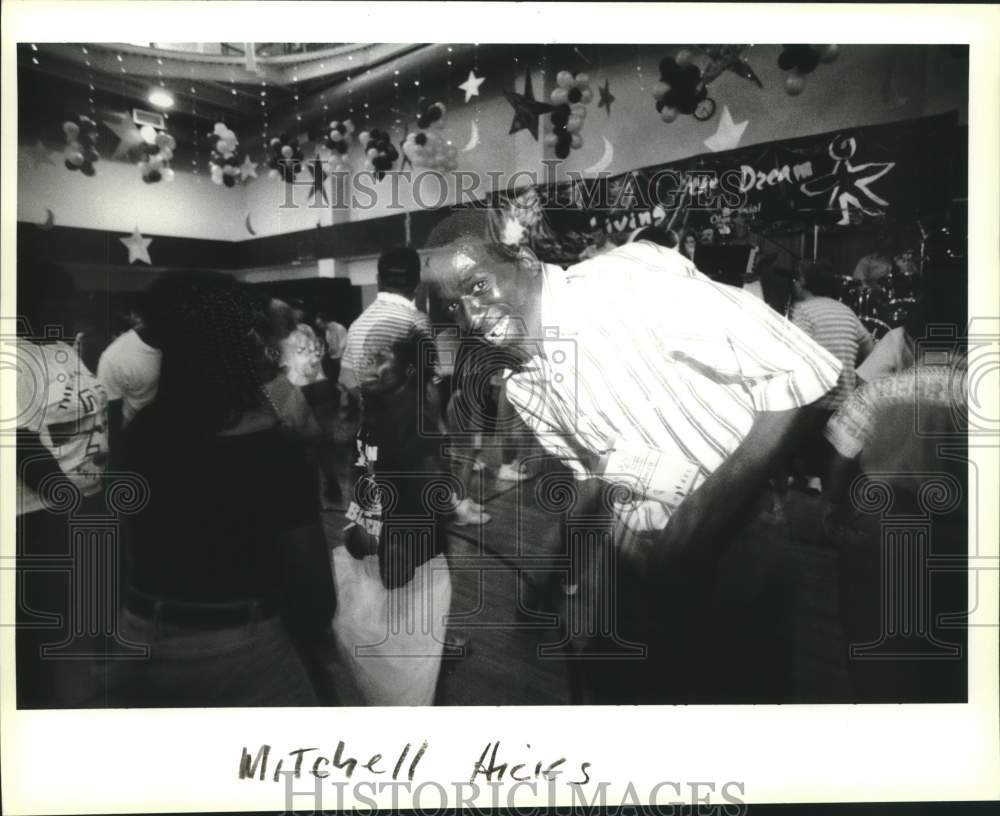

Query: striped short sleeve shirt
<box><xmin>503</xmin><ymin>242</ymin><xmax>842</xmax><ymax>528</ymax></box>
<box><xmin>339</xmin><ymin>292</ymin><xmax>433</xmax><ymax>391</ymax></box>
<box><xmin>790</xmin><ymin>296</ymin><xmax>874</xmax><ymax>409</ymax></box>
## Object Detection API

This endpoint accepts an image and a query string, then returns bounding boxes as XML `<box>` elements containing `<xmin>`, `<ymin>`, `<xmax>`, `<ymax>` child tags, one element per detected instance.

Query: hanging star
<box><xmin>23</xmin><ymin>140</ymin><xmax>57</xmax><ymax>169</ymax></box>
<box><xmin>703</xmin><ymin>105</ymin><xmax>749</xmax><ymax>152</ymax></box>
<box><xmin>307</xmin><ymin>157</ymin><xmax>328</xmax><ymax>205</ymax></box>
<box><xmin>800</xmin><ymin>136</ymin><xmax>896</xmax><ymax>226</ymax></box>
<box><xmin>103</xmin><ymin>113</ymin><xmax>145</xmax><ymax>160</ymax></box>
<box><xmin>120</xmin><ymin>227</ymin><xmax>152</xmax><ymax>265</ymax></box>
<box><xmin>504</xmin><ymin>67</ymin><xmax>553</xmax><ymax>141</ymax></box>
<box><xmin>458</xmin><ymin>69</ymin><xmax>485</xmax><ymax>103</ymax></box>
<box><xmin>239</xmin><ymin>155</ymin><xmax>258</xmax><ymax>182</ymax></box>
<box><xmin>698</xmin><ymin>44</ymin><xmax>764</xmax><ymax>90</ymax></box>
<box><xmin>598</xmin><ymin>78</ymin><xmax>616</xmax><ymax>116</ymax></box>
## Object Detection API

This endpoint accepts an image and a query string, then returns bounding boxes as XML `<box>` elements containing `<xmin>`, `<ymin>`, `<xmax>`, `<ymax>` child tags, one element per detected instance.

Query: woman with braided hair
<box><xmin>111</xmin><ymin>271</ymin><xmax>337</xmax><ymax>707</ymax></box>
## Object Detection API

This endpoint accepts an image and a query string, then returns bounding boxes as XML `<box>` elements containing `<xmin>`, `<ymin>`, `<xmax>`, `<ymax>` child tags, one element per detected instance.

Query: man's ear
<box><xmin>515</xmin><ymin>244</ymin><xmax>541</xmax><ymax>278</ymax></box>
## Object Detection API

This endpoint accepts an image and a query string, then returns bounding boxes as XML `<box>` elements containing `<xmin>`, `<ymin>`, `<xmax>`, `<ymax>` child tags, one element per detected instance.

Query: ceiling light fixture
<box><xmin>148</xmin><ymin>88</ymin><xmax>174</xmax><ymax>109</ymax></box>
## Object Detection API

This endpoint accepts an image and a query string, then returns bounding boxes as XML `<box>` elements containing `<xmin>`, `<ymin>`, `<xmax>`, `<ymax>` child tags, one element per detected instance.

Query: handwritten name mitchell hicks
<box><xmin>239</xmin><ymin>742</ymin><xmax>428</xmax><ymax>783</ymax></box>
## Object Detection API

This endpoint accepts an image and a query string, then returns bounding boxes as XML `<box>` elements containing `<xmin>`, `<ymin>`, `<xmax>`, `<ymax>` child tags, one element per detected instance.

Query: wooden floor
<box><xmin>319</xmin><ymin>439</ymin><xmax>862</xmax><ymax>707</ymax></box>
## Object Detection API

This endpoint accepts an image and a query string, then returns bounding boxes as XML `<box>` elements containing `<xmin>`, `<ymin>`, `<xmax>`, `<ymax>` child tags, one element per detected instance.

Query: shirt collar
<box><xmin>375</xmin><ymin>291</ymin><xmax>419</xmax><ymax>310</ymax></box>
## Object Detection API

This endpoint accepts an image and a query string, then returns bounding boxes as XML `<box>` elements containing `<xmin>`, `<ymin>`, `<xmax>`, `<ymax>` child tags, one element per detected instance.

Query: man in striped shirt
<box><xmin>789</xmin><ymin>259</ymin><xmax>875</xmax><ymax>491</ymax></box>
<box><xmin>426</xmin><ymin>211</ymin><xmax>842</xmax><ymax>700</ymax></box>
<box><xmin>427</xmin><ymin>215</ymin><xmax>841</xmax><ymax>546</ymax></box>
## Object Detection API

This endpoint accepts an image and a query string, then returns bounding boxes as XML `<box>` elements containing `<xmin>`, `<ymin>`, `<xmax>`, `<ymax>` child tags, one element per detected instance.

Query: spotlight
<box><xmin>148</xmin><ymin>88</ymin><xmax>174</xmax><ymax>109</ymax></box>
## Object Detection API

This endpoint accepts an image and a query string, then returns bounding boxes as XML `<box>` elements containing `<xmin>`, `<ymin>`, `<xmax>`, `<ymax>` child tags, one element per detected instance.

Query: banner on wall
<box><xmin>490</xmin><ymin>113</ymin><xmax>959</xmax><ymax>264</ymax></box>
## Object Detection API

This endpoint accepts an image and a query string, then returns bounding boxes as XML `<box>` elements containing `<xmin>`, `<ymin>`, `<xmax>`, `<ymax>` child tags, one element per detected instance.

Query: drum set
<box><xmin>836</xmin><ymin>262</ymin><xmax>919</xmax><ymax>339</ymax></box>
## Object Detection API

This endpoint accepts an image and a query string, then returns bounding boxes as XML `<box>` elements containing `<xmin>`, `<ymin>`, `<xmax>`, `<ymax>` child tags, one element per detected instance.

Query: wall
<box><xmin>17</xmin><ymin>45</ymin><xmax>968</xmax><ymax>250</ymax></box>
<box><xmin>16</xmin><ymin>144</ymin><xmax>246</xmax><ymax>240</ymax></box>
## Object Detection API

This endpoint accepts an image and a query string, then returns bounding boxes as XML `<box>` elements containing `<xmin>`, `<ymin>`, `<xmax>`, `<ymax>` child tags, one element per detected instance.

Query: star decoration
<box><xmin>103</xmin><ymin>113</ymin><xmax>145</xmax><ymax>160</ymax></box>
<box><xmin>800</xmin><ymin>136</ymin><xmax>896</xmax><ymax>226</ymax></box>
<box><xmin>703</xmin><ymin>105</ymin><xmax>749</xmax><ymax>152</ymax></box>
<box><xmin>598</xmin><ymin>78</ymin><xmax>616</xmax><ymax>116</ymax></box>
<box><xmin>307</xmin><ymin>157</ymin><xmax>328</xmax><ymax>205</ymax></box>
<box><xmin>458</xmin><ymin>70</ymin><xmax>485</xmax><ymax>103</ymax></box>
<box><xmin>698</xmin><ymin>44</ymin><xmax>764</xmax><ymax>89</ymax></box>
<box><xmin>120</xmin><ymin>227</ymin><xmax>152</xmax><ymax>265</ymax></box>
<box><xmin>23</xmin><ymin>140</ymin><xmax>57</xmax><ymax>169</ymax></box>
<box><xmin>500</xmin><ymin>217</ymin><xmax>526</xmax><ymax>246</ymax></box>
<box><xmin>239</xmin><ymin>155</ymin><xmax>258</xmax><ymax>182</ymax></box>
<box><xmin>504</xmin><ymin>67</ymin><xmax>553</xmax><ymax>141</ymax></box>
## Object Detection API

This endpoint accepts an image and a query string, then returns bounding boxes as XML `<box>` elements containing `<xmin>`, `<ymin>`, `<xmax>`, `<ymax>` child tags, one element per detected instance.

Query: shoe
<box><xmin>497</xmin><ymin>461</ymin><xmax>526</xmax><ymax>482</ymax></box>
<box><xmin>806</xmin><ymin>476</ymin><xmax>823</xmax><ymax>495</ymax></box>
<box><xmin>453</xmin><ymin>498</ymin><xmax>491</xmax><ymax>526</ymax></box>
<box><xmin>471</xmin><ymin>458</ymin><xmax>487</xmax><ymax>472</ymax></box>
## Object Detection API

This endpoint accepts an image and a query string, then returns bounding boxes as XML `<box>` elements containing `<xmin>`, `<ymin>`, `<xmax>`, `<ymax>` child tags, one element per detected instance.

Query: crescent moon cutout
<box><xmin>462</xmin><ymin>121</ymin><xmax>480</xmax><ymax>153</ymax></box>
<box><xmin>245</xmin><ymin>213</ymin><xmax>257</xmax><ymax>236</ymax></box>
<box><xmin>583</xmin><ymin>137</ymin><xmax>614</xmax><ymax>175</ymax></box>
<box><xmin>39</xmin><ymin>209</ymin><xmax>55</xmax><ymax>230</ymax></box>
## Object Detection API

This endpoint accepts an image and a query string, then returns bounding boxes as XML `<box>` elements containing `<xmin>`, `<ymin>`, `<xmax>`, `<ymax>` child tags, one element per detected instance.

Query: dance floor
<box><xmin>319</xmin><ymin>440</ymin><xmax>858</xmax><ymax>707</ymax></box>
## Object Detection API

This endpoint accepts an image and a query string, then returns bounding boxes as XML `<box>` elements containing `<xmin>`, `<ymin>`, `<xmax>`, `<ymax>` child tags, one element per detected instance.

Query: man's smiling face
<box><xmin>431</xmin><ymin>239</ymin><xmax>539</xmax><ymax>348</ymax></box>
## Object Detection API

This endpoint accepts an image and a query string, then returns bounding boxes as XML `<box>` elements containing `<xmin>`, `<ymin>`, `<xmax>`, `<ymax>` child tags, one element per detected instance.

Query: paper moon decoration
<box><xmin>463</xmin><ymin>121</ymin><xmax>480</xmax><ymax>153</ymax></box>
<box><xmin>39</xmin><ymin>208</ymin><xmax>55</xmax><ymax>231</ymax></box>
<box><xmin>245</xmin><ymin>214</ymin><xmax>257</xmax><ymax>236</ymax></box>
<box><xmin>583</xmin><ymin>137</ymin><xmax>614</xmax><ymax>174</ymax></box>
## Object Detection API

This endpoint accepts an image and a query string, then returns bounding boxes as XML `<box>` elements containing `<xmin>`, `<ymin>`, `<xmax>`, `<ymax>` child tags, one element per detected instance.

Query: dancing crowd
<box><xmin>14</xmin><ymin>209</ymin><xmax>968</xmax><ymax>708</ymax></box>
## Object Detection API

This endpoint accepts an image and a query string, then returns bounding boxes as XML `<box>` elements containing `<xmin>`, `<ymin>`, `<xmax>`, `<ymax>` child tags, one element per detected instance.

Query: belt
<box><xmin>123</xmin><ymin>588</ymin><xmax>279</xmax><ymax>629</ymax></box>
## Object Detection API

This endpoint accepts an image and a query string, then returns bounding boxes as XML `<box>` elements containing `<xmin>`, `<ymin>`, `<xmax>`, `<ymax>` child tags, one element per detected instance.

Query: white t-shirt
<box><xmin>855</xmin><ymin>326</ymin><xmax>914</xmax><ymax>384</ymax></box>
<box><xmin>97</xmin><ymin>329</ymin><xmax>162</xmax><ymax>425</ymax></box>
<box><xmin>17</xmin><ymin>341</ymin><xmax>109</xmax><ymax>515</ymax></box>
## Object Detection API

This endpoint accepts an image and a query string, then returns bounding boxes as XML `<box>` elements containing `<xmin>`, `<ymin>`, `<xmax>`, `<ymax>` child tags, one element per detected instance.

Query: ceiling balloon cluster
<box><xmin>208</xmin><ymin>122</ymin><xmax>244</xmax><ymax>187</ymax></box>
<box><xmin>267</xmin><ymin>133</ymin><xmax>306</xmax><ymax>183</ymax></box>
<box><xmin>323</xmin><ymin>119</ymin><xmax>355</xmax><ymax>172</ymax></box>
<box><xmin>137</xmin><ymin>124</ymin><xmax>176</xmax><ymax>183</ymax></box>
<box><xmin>777</xmin><ymin>45</ymin><xmax>840</xmax><ymax>96</ymax></box>
<box><xmin>62</xmin><ymin>115</ymin><xmax>100</xmax><ymax>176</ymax></box>
<box><xmin>652</xmin><ymin>51</ymin><xmax>708</xmax><ymax>123</ymax></box>
<box><xmin>403</xmin><ymin>98</ymin><xmax>458</xmax><ymax>172</ymax></box>
<box><xmin>546</xmin><ymin>71</ymin><xmax>592</xmax><ymax>159</ymax></box>
<box><xmin>359</xmin><ymin>129</ymin><xmax>398</xmax><ymax>180</ymax></box>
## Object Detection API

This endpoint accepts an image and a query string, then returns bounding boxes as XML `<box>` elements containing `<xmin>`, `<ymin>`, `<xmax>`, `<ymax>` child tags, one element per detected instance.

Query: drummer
<box><xmin>852</xmin><ymin>230</ymin><xmax>897</xmax><ymax>291</ymax></box>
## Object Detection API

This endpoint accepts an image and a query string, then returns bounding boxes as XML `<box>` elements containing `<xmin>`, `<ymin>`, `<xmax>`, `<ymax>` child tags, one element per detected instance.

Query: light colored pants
<box><xmin>331</xmin><ymin>551</ymin><xmax>451</xmax><ymax>706</ymax></box>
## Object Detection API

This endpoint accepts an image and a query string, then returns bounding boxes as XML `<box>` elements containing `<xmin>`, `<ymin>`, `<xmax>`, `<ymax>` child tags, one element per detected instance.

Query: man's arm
<box><xmin>658</xmin><ymin>406</ymin><xmax>804</xmax><ymax>567</ymax></box>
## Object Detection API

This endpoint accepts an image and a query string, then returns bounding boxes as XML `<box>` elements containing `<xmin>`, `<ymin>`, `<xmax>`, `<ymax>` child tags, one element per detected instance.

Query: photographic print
<box><xmin>1</xmin><ymin>3</ymin><xmax>997</xmax><ymax>814</ymax></box>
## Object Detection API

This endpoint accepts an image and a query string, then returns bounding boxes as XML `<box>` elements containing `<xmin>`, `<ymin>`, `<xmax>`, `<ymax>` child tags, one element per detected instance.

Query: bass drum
<box><xmin>861</xmin><ymin>315</ymin><xmax>892</xmax><ymax>341</ymax></box>
<box><xmin>880</xmin><ymin>300</ymin><xmax>915</xmax><ymax>330</ymax></box>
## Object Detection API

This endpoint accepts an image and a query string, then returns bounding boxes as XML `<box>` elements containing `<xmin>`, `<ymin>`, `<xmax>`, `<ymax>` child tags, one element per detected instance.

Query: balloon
<box><xmin>785</xmin><ymin>74</ymin><xmax>805</xmax><ymax>95</ymax></box>
<box><xmin>214</xmin><ymin>123</ymin><xmax>227</xmax><ymax>135</ymax></box>
<box><xmin>580</xmin><ymin>89</ymin><xmax>593</xmax><ymax>104</ymax></box>
<box><xmin>820</xmin><ymin>44</ymin><xmax>840</xmax><ymax>63</ymax></box>
<box><xmin>212</xmin><ymin>175</ymin><xmax>224</xmax><ymax>185</ymax></box>
<box><xmin>155</xmin><ymin>132</ymin><xmax>171</xmax><ymax>147</ymax></box>
<box><xmin>567</xmin><ymin>87</ymin><xmax>582</xmax><ymax>104</ymax></box>
<box><xmin>148</xmin><ymin>155</ymin><xmax>164</xmax><ymax>170</ymax></box>
<box><xmin>281</xmin><ymin>145</ymin><xmax>294</xmax><ymax>158</ymax></box>
<box><xmin>571</xmin><ymin>133</ymin><xmax>583</xmax><ymax>149</ymax></box>
<box><xmin>653</xmin><ymin>81</ymin><xmax>671</xmax><ymax>100</ymax></box>
<box><xmin>570</xmin><ymin>103</ymin><xmax>587</xmax><ymax>117</ymax></box>
<box><xmin>216</xmin><ymin>139</ymin><xmax>229</xmax><ymax>153</ymax></box>
<box><xmin>138</xmin><ymin>161</ymin><xmax>150</xmax><ymax>174</ymax></box>
<box><xmin>660</xmin><ymin>107</ymin><xmax>678</xmax><ymax>123</ymax></box>
<box><xmin>80</xmin><ymin>162</ymin><xmax>95</xmax><ymax>177</ymax></box>
<box><xmin>159</xmin><ymin>147</ymin><xmax>173</xmax><ymax>161</ymax></box>
<box><xmin>65</xmin><ymin>159</ymin><xmax>79</xmax><ymax>171</ymax></box>
<box><xmin>544</xmin><ymin>133</ymin><xmax>558</xmax><ymax>147</ymax></box>
<box><xmin>147</xmin><ymin>170</ymin><xmax>162</xmax><ymax>183</ymax></box>
<box><xmin>556</xmin><ymin>70</ymin><xmax>574</xmax><ymax>88</ymax></box>
<box><xmin>367</xmin><ymin>148</ymin><xmax>378</xmax><ymax>159</ymax></box>
<box><xmin>63</xmin><ymin>121</ymin><xmax>80</xmax><ymax>138</ymax></box>
<box><xmin>675</xmin><ymin>49</ymin><xmax>693</xmax><ymax>67</ymax></box>
<box><xmin>140</xmin><ymin>125</ymin><xmax>157</xmax><ymax>145</ymax></box>
<box><xmin>550</xmin><ymin>87</ymin><xmax>569</xmax><ymax>106</ymax></box>
<box><xmin>163</xmin><ymin>168</ymin><xmax>175</xmax><ymax>182</ymax></box>
<box><xmin>329</xmin><ymin>130</ymin><xmax>343</xmax><ymax>142</ymax></box>
<box><xmin>268</xmin><ymin>168</ymin><xmax>280</xmax><ymax>179</ymax></box>
<box><xmin>555</xmin><ymin>143</ymin><xmax>570</xmax><ymax>159</ymax></box>
<box><xmin>576</xmin><ymin>73</ymin><xmax>590</xmax><ymax>86</ymax></box>
<box><xmin>270</xmin><ymin>137</ymin><xmax>282</xmax><ymax>148</ymax></box>
<box><xmin>66</xmin><ymin>150</ymin><xmax>85</xmax><ymax>166</ymax></box>
<box><xmin>223</xmin><ymin>174</ymin><xmax>235</xmax><ymax>188</ymax></box>
<box><xmin>359</xmin><ymin>131</ymin><xmax>370</xmax><ymax>145</ymax></box>
<box><xmin>566</xmin><ymin>115</ymin><xmax>583</xmax><ymax>133</ymax></box>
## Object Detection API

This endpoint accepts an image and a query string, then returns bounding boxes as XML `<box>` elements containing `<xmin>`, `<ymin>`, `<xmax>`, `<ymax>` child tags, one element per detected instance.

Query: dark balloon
<box><xmin>223</xmin><ymin>174</ymin><xmax>235</xmax><ymax>187</ymax></box>
<box><xmin>81</xmin><ymin>162</ymin><xmax>96</xmax><ymax>176</ymax></box>
<box><xmin>415</xmin><ymin>132</ymin><xmax>428</xmax><ymax>146</ymax></box>
<box><xmin>417</xmin><ymin>114</ymin><xmax>430</xmax><ymax>129</ymax></box>
<box><xmin>65</xmin><ymin>159</ymin><xmax>79</xmax><ymax>171</ymax></box>
<box><xmin>568</xmin><ymin>87</ymin><xmax>582</xmax><ymax>104</ymax></box>
<box><xmin>555</xmin><ymin>143</ymin><xmax>570</xmax><ymax>159</ymax></box>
